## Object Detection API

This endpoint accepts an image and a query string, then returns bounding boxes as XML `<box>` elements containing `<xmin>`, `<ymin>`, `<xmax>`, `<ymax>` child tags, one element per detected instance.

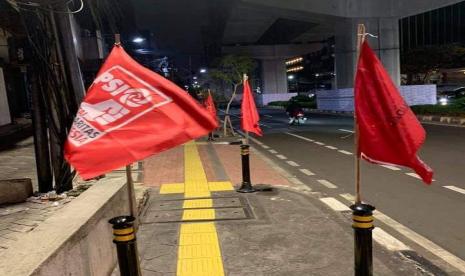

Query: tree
<box><xmin>210</xmin><ymin>55</ymin><xmax>256</xmax><ymax>136</ymax></box>
<box><xmin>401</xmin><ymin>44</ymin><xmax>465</xmax><ymax>84</ymax></box>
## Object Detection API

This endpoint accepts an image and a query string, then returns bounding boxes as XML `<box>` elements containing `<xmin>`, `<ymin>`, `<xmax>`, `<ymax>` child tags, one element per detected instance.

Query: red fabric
<box><xmin>204</xmin><ymin>91</ymin><xmax>217</xmax><ymax>120</ymax></box>
<box><xmin>64</xmin><ymin>45</ymin><xmax>217</xmax><ymax>179</ymax></box>
<box><xmin>355</xmin><ymin>41</ymin><xmax>433</xmax><ymax>184</ymax></box>
<box><xmin>241</xmin><ymin>79</ymin><xmax>262</xmax><ymax>136</ymax></box>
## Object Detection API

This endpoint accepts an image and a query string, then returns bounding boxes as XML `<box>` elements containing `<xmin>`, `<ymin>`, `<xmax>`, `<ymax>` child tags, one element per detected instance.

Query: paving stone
<box><xmin>15</xmin><ymin>219</ymin><xmax>38</xmax><ymax>227</ymax></box>
<box><xmin>7</xmin><ymin>224</ymin><xmax>34</xmax><ymax>233</ymax></box>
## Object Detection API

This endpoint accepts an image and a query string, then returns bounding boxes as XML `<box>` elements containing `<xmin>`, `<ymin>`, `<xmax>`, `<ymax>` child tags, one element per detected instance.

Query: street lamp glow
<box><xmin>288</xmin><ymin>75</ymin><xmax>295</xmax><ymax>80</ymax></box>
<box><xmin>132</xmin><ymin>37</ymin><xmax>145</xmax><ymax>43</ymax></box>
<box><xmin>199</xmin><ymin>68</ymin><xmax>207</xmax><ymax>73</ymax></box>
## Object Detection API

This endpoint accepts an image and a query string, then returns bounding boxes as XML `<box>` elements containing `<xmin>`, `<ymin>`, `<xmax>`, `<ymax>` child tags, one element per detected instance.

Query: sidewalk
<box><xmin>135</xmin><ymin>137</ymin><xmax>424</xmax><ymax>275</ymax></box>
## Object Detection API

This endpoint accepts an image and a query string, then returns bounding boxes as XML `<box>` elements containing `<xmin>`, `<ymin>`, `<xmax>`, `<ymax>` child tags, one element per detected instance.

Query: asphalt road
<box><xmin>225</xmin><ymin>107</ymin><xmax>465</xmax><ymax>269</ymax></box>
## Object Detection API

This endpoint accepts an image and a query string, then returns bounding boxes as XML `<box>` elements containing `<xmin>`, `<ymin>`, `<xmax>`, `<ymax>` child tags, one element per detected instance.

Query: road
<box><xmin>224</xmin><ymin>107</ymin><xmax>465</xmax><ymax>272</ymax></box>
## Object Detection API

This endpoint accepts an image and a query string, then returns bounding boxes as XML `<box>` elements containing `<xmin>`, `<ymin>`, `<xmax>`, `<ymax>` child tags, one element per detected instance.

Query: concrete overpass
<box><xmin>133</xmin><ymin>0</ymin><xmax>462</xmax><ymax>94</ymax></box>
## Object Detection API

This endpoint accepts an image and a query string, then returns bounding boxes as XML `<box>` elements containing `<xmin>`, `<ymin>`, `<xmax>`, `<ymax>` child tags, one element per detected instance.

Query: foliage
<box><xmin>290</xmin><ymin>95</ymin><xmax>314</xmax><ymax>103</ymax></box>
<box><xmin>401</xmin><ymin>44</ymin><xmax>465</xmax><ymax>83</ymax></box>
<box><xmin>268</xmin><ymin>99</ymin><xmax>317</xmax><ymax>109</ymax></box>
<box><xmin>210</xmin><ymin>55</ymin><xmax>257</xmax><ymax>86</ymax></box>
<box><xmin>411</xmin><ymin>98</ymin><xmax>465</xmax><ymax>117</ymax></box>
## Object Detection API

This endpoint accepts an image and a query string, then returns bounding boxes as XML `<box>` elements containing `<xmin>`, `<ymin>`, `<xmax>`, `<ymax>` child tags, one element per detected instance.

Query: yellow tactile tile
<box><xmin>208</xmin><ymin>181</ymin><xmax>234</xmax><ymax>192</ymax></box>
<box><xmin>178</xmin><ymin>243</ymin><xmax>221</xmax><ymax>259</ymax></box>
<box><xmin>179</xmin><ymin>232</ymin><xmax>219</xmax><ymax>245</ymax></box>
<box><xmin>180</xmin><ymin>223</ymin><xmax>216</xmax><ymax>234</ymax></box>
<box><xmin>159</xmin><ymin>183</ymin><xmax>185</xmax><ymax>194</ymax></box>
<box><xmin>177</xmin><ymin>257</ymin><xmax>224</xmax><ymax>276</ymax></box>
<box><xmin>182</xmin><ymin>209</ymin><xmax>215</xmax><ymax>221</ymax></box>
<box><xmin>183</xmin><ymin>199</ymin><xmax>213</xmax><ymax>209</ymax></box>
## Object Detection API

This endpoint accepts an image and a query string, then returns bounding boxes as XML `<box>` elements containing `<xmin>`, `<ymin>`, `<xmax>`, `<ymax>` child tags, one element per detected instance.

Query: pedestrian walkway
<box><xmin>136</xmin><ymin>138</ymin><xmax>426</xmax><ymax>276</ymax></box>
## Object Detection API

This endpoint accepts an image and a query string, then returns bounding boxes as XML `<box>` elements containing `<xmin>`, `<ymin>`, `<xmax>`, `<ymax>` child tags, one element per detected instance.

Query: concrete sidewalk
<box><xmin>135</xmin><ymin>137</ymin><xmax>426</xmax><ymax>276</ymax></box>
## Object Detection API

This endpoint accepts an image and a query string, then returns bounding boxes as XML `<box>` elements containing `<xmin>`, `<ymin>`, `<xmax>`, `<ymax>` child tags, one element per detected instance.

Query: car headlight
<box><xmin>439</xmin><ymin>97</ymin><xmax>448</xmax><ymax>105</ymax></box>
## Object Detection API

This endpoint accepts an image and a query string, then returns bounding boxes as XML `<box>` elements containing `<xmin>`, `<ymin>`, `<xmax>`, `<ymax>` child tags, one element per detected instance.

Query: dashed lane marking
<box><xmin>443</xmin><ymin>185</ymin><xmax>465</xmax><ymax>195</ymax></box>
<box><xmin>405</xmin><ymin>172</ymin><xmax>436</xmax><ymax>182</ymax></box>
<box><xmin>339</xmin><ymin>193</ymin><xmax>355</xmax><ymax>202</ymax></box>
<box><xmin>285</xmin><ymin>132</ymin><xmax>314</xmax><ymax>142</ymax></box>
<box><xmin>314</xmin><ymin>141</ymin><xmax>325</xmax><ymax>146</ymax></box>
<box><xmin>286</xmin><ymin>160</ymin><xmax>300</xmax><ymax>167</ymax></box>
<box><xmin>317</xmin><ymin>179</ymin><xmax>338</xmax><ymax>189</ymax></box>
<box><xmin>269</xmin><ymin>149</ymin><xmax>278</xmax><ymax>154</ymax></box>
<box><xmin>381</xmin><ymin>165</ymin><xmax>402</xmax><ymax>171</ymax></box>
<box><xmin>320</xmin><ymin>197</ymin><xmax>351</xmax><ymax>211</ymax></box>
<box><xmin>374</xmin><ymin>211</ymin><xmax>465</xmax><ymax>272</ymax></box>
<box><xmin>338</xmin><ymin>150</ymin><xmax>353</xmax><ymax>155</ymax></box>
<box><xmin>325</xmin><ymin>145</ymin><xmax>338</xmax><ymax>150</ymax></box>
<box><xmin>373</xmin><ymin>228</ymin><xmax>411</xmax><ymax>251</ymax></box>
<box><xmin>276</xmin><ymin>154</ymin><xmax>287</xmax><ymax>160</ymax></box>
<box><xmin>299</xmin><ymin>169</ymin><xmax>315</xmax><ymax>176</ymax></box>
<box><xmin>261</xmin><ymin>145</ymin><xmax>270</xmax><ymax>149</ymax></box>
<box><xmin>338</xmin><ymin>129</ymin><xmax>354</xmax><ymax>133</ymax></box>
<box><xmin>339</xmin><ymin>193</ymin><xmax>465</xmax><ymax>272</ymax></box>
<box><xmin>264</xmin><ymin>114</ymin><xmax>273</xmax><ymax>118</ymax></box>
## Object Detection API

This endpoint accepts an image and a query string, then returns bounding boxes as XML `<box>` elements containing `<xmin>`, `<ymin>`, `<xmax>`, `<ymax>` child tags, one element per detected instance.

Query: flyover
<box><xmin>132</xmin><ymin>0</ymin><xmax>462</xmax><ymax>93</ymax></box>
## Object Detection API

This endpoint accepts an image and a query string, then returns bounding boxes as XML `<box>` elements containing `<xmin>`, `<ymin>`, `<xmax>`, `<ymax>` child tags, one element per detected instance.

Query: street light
<box><xmin>199</xmin><ymin>68</ymin><xmax>207</xmax><ymax>73</ymax></box>
<box><xmin>288</xmin><ymin>75</ymin><xmax>295</xmax><ymax>80</ymax></box>
<box><xmin>132</xmin><ymin>37</ymin><xmax>145</xmax><ymax>43</ymax></box>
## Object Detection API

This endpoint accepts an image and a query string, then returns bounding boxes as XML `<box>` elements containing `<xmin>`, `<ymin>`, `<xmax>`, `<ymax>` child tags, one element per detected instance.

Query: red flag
<box><xmin>241</xmin><ymin>78</ymin><xmax>262</xmax><ymax>136</ymax></box>
<box><xmin>204</xmin><ymin>91</ymin><xmax>217</xmax><ymax>120</ymax></box>
<box><xmin>355</xmin><ymin>41</ymin><xmax>433</xmax><ymax>184</ymax></box>
<box><xmin>64</xmin><ymin>45</ymin><xmax>217</xmax><ymax>179</ymax></box>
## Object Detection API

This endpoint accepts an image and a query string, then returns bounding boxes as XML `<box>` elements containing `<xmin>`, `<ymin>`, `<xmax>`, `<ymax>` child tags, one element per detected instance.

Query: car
<box><xmin>436</xmin><ymin>85</ymin><xmax>465</xmax><ymax>105</ymax></box>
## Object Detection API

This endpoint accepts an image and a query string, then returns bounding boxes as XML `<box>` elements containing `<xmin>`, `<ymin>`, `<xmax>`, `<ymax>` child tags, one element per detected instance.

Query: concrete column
<box><xmin>335</xmin><ymin>17</ymin><xmax>400</xmax><ymax>88</ymax></box>
<box><xmin>261</xmin><ymin>59</ymin><xmax>288</xmax><ymax>94</ymax></box>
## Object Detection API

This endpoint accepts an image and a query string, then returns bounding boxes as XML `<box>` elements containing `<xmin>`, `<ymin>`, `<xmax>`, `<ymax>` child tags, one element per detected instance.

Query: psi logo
<box><xmin>68</xmin><ymin>66</ymin><xmax>172</xmax><ymax>146</ymax></box>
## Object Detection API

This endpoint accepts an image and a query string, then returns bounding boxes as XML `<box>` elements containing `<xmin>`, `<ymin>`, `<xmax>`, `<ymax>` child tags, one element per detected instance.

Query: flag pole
<box><xmin>354</xmin><ymin>24</ymin><xmax>365</xmax><ymax>205</ymax></box>
<box><xmin>114</xmin><ymin>33</ymin><xmax>138</xmax><ymax>222</ymax></box>
<box><xmin>243</xmin><ymin>74</ymin><xmax>250</xmax><ymax>145</ymax></box>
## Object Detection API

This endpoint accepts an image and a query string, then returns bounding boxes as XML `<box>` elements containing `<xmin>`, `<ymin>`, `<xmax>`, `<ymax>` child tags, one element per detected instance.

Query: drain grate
<box><xmin>142</xmin><ymin>196</ymin><xmax>254</xmax><ymax>223</ymax></box>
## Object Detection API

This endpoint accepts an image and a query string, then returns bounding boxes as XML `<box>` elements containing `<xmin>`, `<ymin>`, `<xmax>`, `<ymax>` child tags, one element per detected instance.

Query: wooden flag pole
<box><xmin>114</xmin><ymin>33</ymin><xmax>138</xmax><ymax>222</ymax></box>
<box><xmin>354</xmin><ymin>24</ymin><xmax>366</xmax><ymax>205</ymax></box>
<box><xmin>243</xmin><ymin>74</ymin><xmax>250</xmax><ymax>145</ymax></box>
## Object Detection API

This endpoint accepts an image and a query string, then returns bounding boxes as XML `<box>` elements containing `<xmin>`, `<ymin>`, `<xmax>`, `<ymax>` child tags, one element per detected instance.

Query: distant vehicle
<box><xmin>436</xmin><ymin>85</ymin><xmax>465</xmax><ymax>105</ymax></box>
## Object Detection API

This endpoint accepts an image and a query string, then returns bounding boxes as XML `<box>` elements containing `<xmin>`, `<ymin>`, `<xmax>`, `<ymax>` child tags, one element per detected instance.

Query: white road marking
<box><xmin>261</xmin><ymin>145</ymin><xmax>270</xmax><ymax>149</ymax></box>
<box><xmin>405</xmin><ymin>172</ymin><xmax>436</xmax><ymax>182</ymax></box>
<box><xmin>269</xmin><ymin>149</ymin><xmax>277</xmax><ymax>154</ymax></box>
<box><xmin>338</xmin><ymin>150</ymin><xmax>353</xmax><ymax>155</ymax></box>
<box><xmin>276</xmin><ymin>154</ymin><xmax>287</xmax><ymax>160</ymax></box>
<box><xmin>253</xmin><ymin>140</ymin><xmax>263</xmax><ymax>145</ymax></box>
<box><xmin>317</xmin><ymin>179</ymin><xmax>338</xmax><ymax>189</ymax></box>
<box><xmin>286</xmin><ymin>160</ymin><xmax>300</xmax><ymax>167</ymax></box>
<box><xmin>339</xmin><ymin>193</ymin><xmax>355</xmax><ymax>202</ymax></box>
<box><xmin>285</xmin><ymin>132</ymin><xmax>314</xmax><ymax>142</ymax></box>
<box><xmin>314</xmin><ymin>141</ymin><xmax>325</xmax><ymax>146</ymax></box>
<box><xmin>320</xmin><ymin>197</ymin><xmax>351</xmax><ymax>211</ymax></box>
<box><xmin>443</xmin><ymin>185</ymin><xmax>465</xmax><ymax>195</ymax></box>
<box><xmin>264</xmin><ymin>114</ymin><xmax>273</xmax><ymax>118</ymax></box>
<box><xmin>381</xmin><ymin>165</ymin><xmax>401</xmax><ymax>171</ymax></box>
<box><xmin>325</xmin><ymin>145</ymin><xmax>338</xmax><ymax>150</ymax></box>
<box><xmin>373</xmin><ymin>228</ymin><xmax>411</xmax><ymax>251</ymax></box>
<box><xmin>339</xmin><ymin>129</ymin><xmax>355</xmax><ymax>133</ymax></box>
<box><xmin>375</xmin><ymin>210</ymin><xmax>465</xmax><ymax>272</ymax></box>
<box><xmin>299</xmin><ymin>169</ymin><xmax>315</xmax><ymax>176</ymax></box>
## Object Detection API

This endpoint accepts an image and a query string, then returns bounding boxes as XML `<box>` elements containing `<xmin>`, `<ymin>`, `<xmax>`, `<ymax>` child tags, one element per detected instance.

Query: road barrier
<box><xmin>351</xmin><ymin>203</ymin><xmax>375</xmax><ymax>276</ymax></box>
<box><xmin>237</xmin><ymin>144</ymin><xmax>256</xmax><ymax>193</ymax></box>
<box><xmin>109</xmin><ymin>216</ymin><xmax>141</xmax><ymax>276</ymax></box>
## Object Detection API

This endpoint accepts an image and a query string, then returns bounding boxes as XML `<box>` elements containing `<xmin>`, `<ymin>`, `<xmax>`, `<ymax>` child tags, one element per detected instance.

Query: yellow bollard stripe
<box><xmin>353</xmin><ymin>215</ymin><xmax>373</xmax><ymax>222</ymax></box>
<box><xmin>114</xmin><ymin>234</ymin><xmax>135</xmax><ymax>242</ymax></box>
<box><xmin>113</xmin><ymin>228</ymin><xmax>134</xmax><ymax>235</ymax></box>
<box><xmin>352</xmin><ymin>222</ymin><xmax>374</xmax><ymax>229</ymax></box>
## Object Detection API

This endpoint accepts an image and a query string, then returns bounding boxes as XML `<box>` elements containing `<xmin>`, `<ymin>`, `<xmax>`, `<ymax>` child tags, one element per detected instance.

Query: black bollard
<box><xmin>350</xmin><ymin>203</ymin><xmax>375</xmax><ymax>276</ymax></box>
<box><xmin>109</xmin><ymin>216</ymin><xmax>141</xmax><ymax>276</ymax></box>
<box><xmin>237</xmin><ymin>144</ymin><xmax>256</xmax><ymax>193</ymax></box>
